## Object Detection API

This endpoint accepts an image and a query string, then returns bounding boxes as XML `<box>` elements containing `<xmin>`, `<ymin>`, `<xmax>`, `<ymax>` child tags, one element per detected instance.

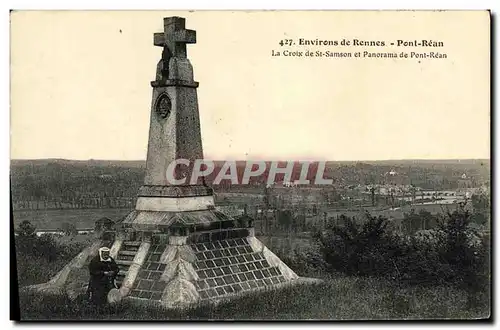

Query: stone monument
<box><xmin>28</xmin><ymin>16</ymin><xmax>305</xmax><ymax>308</ymax></box>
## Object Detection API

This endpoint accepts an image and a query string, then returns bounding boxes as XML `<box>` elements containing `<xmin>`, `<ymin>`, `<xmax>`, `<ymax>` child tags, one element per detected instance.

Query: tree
<box><xmin>317</xmin><ymin>213</ymin><xmax>395</xmax><ymax>276</ymax></box>
<box><xmin>403</xmin><ymin>209</ymin><xmax>423</xmax><ymax>234</ymax></box>
<box><xmin>470</xmin><ymin>212</ymin><xmax>488</xmax><ymax>226</ymax></box>
<box><xmin>94</xmin><ymin>217</ymin><xmax>115</xmax><ymax>232</ymax></box>
<box><xmin>419</xmin><ymin>209</ymin><xmax>438</xmax><ymax>229</ymax></box>
<box><xmin>15</xmin><ymin>220</ymin><xmax>39</xmax><ymax>256</ymax></box>
<box><xmin>16</xmin><ymin>220</ymin><xmax>36</xmax><ymax>238</ymax></box>
<box><xmin>438</xmin><ymin>210</ymin><xmax>488</xmax><ymax>306</ymax></box>
<box><xmin>471</xmin><ymin>193</ymin><xmax>490</xmax><ymax>228</ymax></box>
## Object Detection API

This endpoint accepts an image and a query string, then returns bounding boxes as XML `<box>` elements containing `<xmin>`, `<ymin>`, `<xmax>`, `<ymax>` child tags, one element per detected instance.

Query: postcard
<box><xmin>10</xmin><ymin>10</ymin><xmax>491</xmax><ymax>321</ymax></box>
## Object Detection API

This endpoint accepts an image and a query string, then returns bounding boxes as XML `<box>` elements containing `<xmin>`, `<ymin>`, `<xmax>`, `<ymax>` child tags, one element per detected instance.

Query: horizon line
<box><xmin>10</xmin><ymin>157</ymin><xmax>491</xmax><ymax>162</ymax></box>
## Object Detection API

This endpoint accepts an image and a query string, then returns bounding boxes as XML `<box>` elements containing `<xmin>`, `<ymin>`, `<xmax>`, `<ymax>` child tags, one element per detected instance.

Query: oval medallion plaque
<box><xmin>155</xmin><ymin>94</ymin><xmax>172</xmax><ymax>120</ymax></box>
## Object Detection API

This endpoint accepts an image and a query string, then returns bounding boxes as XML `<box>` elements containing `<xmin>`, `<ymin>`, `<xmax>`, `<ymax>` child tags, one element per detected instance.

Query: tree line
<box><xmin>10</xmin><ymin>160</ymin><xmax>489</xmax><ymax>211</ymax></box>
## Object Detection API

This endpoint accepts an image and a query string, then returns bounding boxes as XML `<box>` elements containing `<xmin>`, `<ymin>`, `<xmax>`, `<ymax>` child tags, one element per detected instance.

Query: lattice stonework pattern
<box><xmin>191</xmin><ymin>238</ymin><xmax>286</xmax><ymax>300</ymax></box>
<box><xmin>129</xmin><ymin>244</ymin><xmax>168</xmax><ymax>300</ymax></box>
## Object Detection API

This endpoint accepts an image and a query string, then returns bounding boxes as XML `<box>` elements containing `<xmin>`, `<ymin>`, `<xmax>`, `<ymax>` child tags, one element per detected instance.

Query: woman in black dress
<box><xmin>87</xmin><ymin>247</ymin><xmax>119</xmax><ymax>306</ymax></box>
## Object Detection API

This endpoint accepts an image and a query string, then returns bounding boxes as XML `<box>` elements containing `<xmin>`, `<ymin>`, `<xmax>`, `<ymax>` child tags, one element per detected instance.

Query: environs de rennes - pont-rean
<box><xmin>297</xmin><ymin>39</ymin><xmax>444</xmax><ymax>47</ymax></box>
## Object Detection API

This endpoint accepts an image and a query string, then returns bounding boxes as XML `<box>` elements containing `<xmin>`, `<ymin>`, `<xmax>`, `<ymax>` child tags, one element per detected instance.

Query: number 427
<box><xmin>279</xmin><ymin>39</ymin><xmax>293</xmax><ymax>46</ymax></box>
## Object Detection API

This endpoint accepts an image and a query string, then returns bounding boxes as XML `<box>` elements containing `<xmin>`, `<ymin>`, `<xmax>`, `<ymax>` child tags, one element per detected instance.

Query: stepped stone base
<box><xmin>24</xmin><ymin>231</ymin><xmax>316</xmax><ymax>309</ymax></box>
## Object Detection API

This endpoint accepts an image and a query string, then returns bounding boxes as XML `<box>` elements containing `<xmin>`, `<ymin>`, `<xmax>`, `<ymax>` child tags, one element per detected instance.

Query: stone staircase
<box><xmin>115</xmin><ymin>241</ymin><xmax>141</xmax><ymax>287</ymax></box>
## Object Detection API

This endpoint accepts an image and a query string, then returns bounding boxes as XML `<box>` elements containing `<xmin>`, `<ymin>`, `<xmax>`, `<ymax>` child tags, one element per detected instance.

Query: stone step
<box><xmin>117</xmin><ymin>256</ymin><xmax>135</xmax><ymax>262</ymax></box>
<box><xmin>116</xmin><ymin>259</ymin><xmax>133</xmax><ymax>266</ymax></box>
<box><xmin>120</xmin><ymin>249</ymin><xmax>138</xmax><ymax>254</ymax></box>
<box><xmin>123</xmin><ymin>241</ymin><xmax>141</xmax><ymax>247</ymax></box>
<box><xmin>119</xmin><ymin>250</ymin><xmax>137</xmax><ymax>256</ymax></box>
<box><xmin>121</xmin><ymin>249</ymin><xmax>139</xmax><ymax>253</ymax></box>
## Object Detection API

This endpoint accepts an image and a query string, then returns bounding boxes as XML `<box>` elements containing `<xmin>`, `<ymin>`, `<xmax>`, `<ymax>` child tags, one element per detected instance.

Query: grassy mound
<box><xmin>18</xmin><ymin>276</ymin><xmax>488</xmax><ymax>321</ymax></box>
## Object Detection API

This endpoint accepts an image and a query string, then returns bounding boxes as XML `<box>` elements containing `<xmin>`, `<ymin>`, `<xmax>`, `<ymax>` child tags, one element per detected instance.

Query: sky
<box><xmin>10</xmin><ymin>11</ymin><xmax>490</xmax><ymax>161</ymax></box>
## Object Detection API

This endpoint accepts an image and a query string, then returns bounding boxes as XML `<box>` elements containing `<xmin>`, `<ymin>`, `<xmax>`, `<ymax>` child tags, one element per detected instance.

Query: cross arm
<box><xmin>174</xmin><ymin>29</ymin><xmax>196</xmax><ymax>44</ymax></box>
<box><xmin>154</xmin><ymin>33</ymin><xmax>166</xmax><ymax>47</ymax></box>
<box><xmin>153</xmin><ymin>29</ymin><xmax>196</xmax><ymax>47</ymax></box>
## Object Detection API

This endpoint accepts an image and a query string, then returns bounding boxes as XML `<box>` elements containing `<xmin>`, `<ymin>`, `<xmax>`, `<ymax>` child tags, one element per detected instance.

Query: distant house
<box><xmin>94</xmin><ymin>217</ymin><xmax>115</xmax><ymax>232</ymax></box>
<box><xmin>458</xmin><ymin>176</ymin><xmax>473</xmax><ymax>188</ymax></box>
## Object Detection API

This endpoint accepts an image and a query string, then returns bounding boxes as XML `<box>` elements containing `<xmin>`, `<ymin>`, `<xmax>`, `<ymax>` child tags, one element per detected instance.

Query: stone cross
<box><xmin>154</xmin><ymin>16</ymin><xmax>196</xmax><ymax>59</ymax></box>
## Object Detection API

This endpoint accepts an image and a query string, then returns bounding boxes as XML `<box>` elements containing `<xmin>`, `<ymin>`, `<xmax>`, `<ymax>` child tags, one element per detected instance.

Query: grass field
<box><xmin>18</xmin><ymin>275</ymin><xmax>488</xmax><ymax>320</ymax></box>
<box><xmin>12</xmin><ymin>201</ymin><xmax>460</xmax><ymax>232</ymax></box>
<box><xmin>12</xmin><ymin>208</ymin><xmax>131</xmax><ymax>230</ymax></box>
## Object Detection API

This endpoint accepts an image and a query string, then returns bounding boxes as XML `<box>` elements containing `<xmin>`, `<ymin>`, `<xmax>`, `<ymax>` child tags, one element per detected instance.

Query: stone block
<box><xmin>137</xmin><ymin>280</ymin><xmax>154</xmax><ymax>291</ymax></box>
